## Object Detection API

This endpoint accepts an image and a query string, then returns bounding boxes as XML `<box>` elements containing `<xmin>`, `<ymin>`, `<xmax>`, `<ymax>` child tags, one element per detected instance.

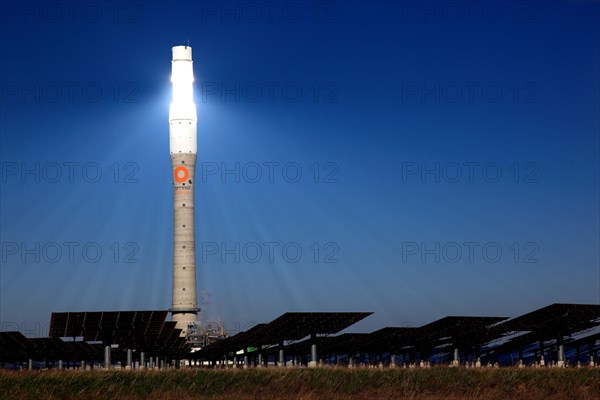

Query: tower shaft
<box><xmin>171</xmin><ymin>153</ymin><xmax>197</xmax><ymax>333</ymax></box>
<box><xmin>169</xmin><ymin>45</ymin><xmax>198</xmax><ymax>336</ymax></box>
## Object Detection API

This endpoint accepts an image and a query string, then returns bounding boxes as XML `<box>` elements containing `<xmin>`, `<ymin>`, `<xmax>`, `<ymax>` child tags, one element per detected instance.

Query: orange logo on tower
<box><xmin>174</xmin><ymin>166</ymin><xmax>189</xmax><ymax>183</ymax></box>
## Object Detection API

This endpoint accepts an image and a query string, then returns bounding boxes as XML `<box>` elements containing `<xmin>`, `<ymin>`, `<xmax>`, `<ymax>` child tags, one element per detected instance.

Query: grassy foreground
<box><xmin>1</xmin><ymin>367</ymin><xmax>599</xmax><ymax>400</ymax></box>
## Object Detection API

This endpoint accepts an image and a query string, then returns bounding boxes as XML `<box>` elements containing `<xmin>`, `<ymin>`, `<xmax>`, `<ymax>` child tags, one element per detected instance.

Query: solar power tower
<box><xmin>169</xmin><ymin>45</ymin><xmax>199</xmax><ymax>336</ymax></box>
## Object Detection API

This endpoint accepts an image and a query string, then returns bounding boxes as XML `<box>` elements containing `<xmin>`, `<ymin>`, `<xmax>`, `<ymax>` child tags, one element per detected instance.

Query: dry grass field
<box><xmin>1</xmin><ymin>367</ymin><xmax>599</xmax><ymax>400</ymax></box>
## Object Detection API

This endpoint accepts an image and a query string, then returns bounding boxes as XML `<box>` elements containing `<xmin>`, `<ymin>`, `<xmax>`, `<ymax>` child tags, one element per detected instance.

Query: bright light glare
<box><xmin>173</xmin><ymin>83</ymin><xmax>193</xmax><ymax>104</ymax></box>
<box><xmin>171</xmin><ymin>60</ymin><xmax>195</xmax><ymax>109</ymax></box>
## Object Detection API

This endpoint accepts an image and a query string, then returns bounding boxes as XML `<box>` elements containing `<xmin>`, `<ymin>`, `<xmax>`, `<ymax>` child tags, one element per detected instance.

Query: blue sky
<box><xmin>0</xmin><ymin>1</ymin><xmax>598</xmax><ymax>336</ymax></box>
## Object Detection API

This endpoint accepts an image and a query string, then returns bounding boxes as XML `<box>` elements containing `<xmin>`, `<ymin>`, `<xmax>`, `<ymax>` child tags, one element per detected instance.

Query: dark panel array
<box><xmin>2</xmin><ymin>303</ymin><xmax>600</xmax><ymax>368</ymax></box>
<box><xmin>1</xmin><ymin>311</ymin><xmax>189</xmax><ymax>367</ymax></box>
<box><xmin>193</xmin><ymin>304</ymin><xmax>600</xmax><ymax>367</ymax></box>
<box><xmin>0</xmin><ymin>332</ymin><xmax>104</xmax><ymax>364</ymax></box>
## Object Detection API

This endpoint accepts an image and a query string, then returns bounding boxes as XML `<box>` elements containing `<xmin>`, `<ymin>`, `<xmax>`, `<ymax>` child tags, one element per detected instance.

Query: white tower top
<box><xmin>173</xmin><ymin>45</ymin><xmax>192</xmax><ymax>61</ymax></box>
<box><xmin>169</xmin><ymin>45</ymin><xmax>197</xmax><ymax>154</ymax></box>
